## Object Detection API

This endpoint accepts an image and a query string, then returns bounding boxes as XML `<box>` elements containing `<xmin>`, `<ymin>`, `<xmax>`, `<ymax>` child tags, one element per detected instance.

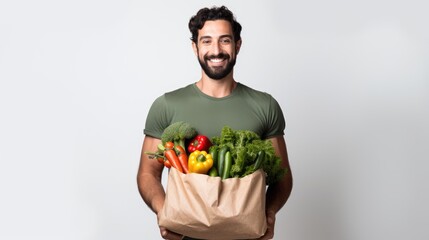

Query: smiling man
<box><xmin>193</xmin><ymin>19</ymin><xmax>239</xmax><ymax>80</ymax></box>
<box><xmin>137</xmin><ymin>6</ymin><xmax>293</xmax><ymax>240</ymax></box>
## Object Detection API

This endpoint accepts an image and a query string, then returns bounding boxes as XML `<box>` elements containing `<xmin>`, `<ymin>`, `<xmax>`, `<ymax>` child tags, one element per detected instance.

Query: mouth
<box><xmin>206</xmin><ymin>54</ymin><xmax>229</xmax><ymax>67</ymax></box>
<box><xmin>206</xmin><ymin>53</ymin><xmax>229</xmax><ymax>62</ymax></box>
<box><xmin>209</xmin><ymin>58</ymin><xmax>225</xmax><ymax>63</ymax></box>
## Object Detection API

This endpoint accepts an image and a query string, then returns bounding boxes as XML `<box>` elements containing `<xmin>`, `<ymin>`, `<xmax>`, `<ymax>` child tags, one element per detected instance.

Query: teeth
<box><xmin>210</xmin><ymin>58</ymin><xmax>223</xmax><ymax>63</ymax></box>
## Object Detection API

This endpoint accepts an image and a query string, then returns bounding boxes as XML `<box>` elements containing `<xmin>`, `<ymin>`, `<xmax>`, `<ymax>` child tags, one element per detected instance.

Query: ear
<box><xmin>192</xmin><ymin>41</ymin><xmax>198</xmax><ymax>56</ymax></box>
<box><xmin>235</xmin><ymin>39</ymin><xmax>242</xmax><ymax>54</ymax></box>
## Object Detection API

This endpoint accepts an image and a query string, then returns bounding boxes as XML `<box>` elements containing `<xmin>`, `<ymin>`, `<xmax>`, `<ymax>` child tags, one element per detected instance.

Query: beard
<box><xmin>198</xmin><ymin>52</ymin><xmax>236</xmax><ymax>80</ymax></box>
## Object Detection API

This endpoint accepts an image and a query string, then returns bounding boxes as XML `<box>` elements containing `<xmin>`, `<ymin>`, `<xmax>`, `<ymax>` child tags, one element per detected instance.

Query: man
<box><xmin>137</xmin><ymin>6</ymin><xmax>293</xmax><ymax>240</ymax></box>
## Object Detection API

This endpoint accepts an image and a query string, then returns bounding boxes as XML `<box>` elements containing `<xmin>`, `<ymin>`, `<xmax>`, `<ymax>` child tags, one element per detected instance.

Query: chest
<box><xmin>169</xmin><ymin>99</ymin><xmax>268</xmax><ymax>139</ymax></box>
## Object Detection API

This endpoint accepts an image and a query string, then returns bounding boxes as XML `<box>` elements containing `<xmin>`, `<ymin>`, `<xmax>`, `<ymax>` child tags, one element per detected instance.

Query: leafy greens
<box><xmin>211</xmin><ymin>126</ymin><xmax>286</xmax><ymax>185</ymax></box>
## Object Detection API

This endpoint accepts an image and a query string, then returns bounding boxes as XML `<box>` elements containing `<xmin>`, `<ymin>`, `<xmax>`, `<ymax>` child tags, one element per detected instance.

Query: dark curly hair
<box><xmin>188</xmin><ymin>6</ymin><xmax>242</xmax><ymax>44</ymax></box>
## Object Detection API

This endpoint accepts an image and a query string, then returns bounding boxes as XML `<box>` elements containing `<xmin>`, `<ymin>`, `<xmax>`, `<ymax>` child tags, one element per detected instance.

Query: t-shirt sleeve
<box><xmin>143</xmin><ymin>95</ymin><xmax>171</xmax><ymax>139</ymax></box>
<box><xmin>264</xmin><ymin>96</ymin><xmax>286</xmax><ymax>139</ymax></box>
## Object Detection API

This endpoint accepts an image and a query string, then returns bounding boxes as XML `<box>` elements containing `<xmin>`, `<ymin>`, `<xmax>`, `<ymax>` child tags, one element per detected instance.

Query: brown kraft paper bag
<box><xmin>158</xmin><ymin>167</ymin><xmax>267</xmax><ymax>240</ymax></box>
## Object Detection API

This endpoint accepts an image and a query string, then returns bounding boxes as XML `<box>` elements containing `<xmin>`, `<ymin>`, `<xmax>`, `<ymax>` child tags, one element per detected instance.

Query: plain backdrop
<box><xmin>1</xmin><ymin>0</ymin><xmax>428</xmax><ymax>239</ymax></box>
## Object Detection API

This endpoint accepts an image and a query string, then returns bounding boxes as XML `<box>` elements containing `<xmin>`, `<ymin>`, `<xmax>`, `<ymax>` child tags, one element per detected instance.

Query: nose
<box><xmin>211</xmin><ymin>41</ymin><xmax>221</xmax><ymax>55</ymax></box>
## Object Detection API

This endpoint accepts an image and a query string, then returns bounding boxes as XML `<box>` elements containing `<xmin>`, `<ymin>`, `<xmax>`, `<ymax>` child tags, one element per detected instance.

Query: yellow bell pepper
<box><xmin>188</xmin><ymin>150</ymin><xmax>213</xmax><ymax>174</ymax></box>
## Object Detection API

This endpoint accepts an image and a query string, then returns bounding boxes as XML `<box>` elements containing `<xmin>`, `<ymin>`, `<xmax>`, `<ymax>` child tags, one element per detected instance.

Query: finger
<box><xmin>259</xmin><ymin>212</ymin><xmax>276</xmax><ymax>240</ymax></box>
<box><xmin>266</xmin><ymin>211</ymin><xmax>276</xmax><ymax>225</ymax></box>
<box><xmin>159</xmin><ymin>227</ymin><xmax>184</xmax><ymax>240</ymax></box>
<box><xmin>159</xmin><ymin>227</ymin><xmax>168</xmax><ymax>239</ymax></box>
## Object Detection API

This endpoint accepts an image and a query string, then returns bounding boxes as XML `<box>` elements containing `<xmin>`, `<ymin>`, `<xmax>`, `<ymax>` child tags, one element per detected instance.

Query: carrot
<box><xmin>157</xmin><ymin>157</ymin><xmax>171</xmax><ymax>169</ymax></box>
<box><xmin>174</xmin><ymin>145</ymin><xmax>189</xmax><ymax>174</ymax></box>
<box><xmin>165</xmin><ymin>141</ymin><xmax>174</xmax><ymax>149</ymax></box>
<box><xmin>157</xmin><ymin>157</ymin><xmax>164</xmax><ymax>165</ymax></box>
<box><xmin>164</xmin><ymin>159</ymin><xmax>172</xmax><ymax>168</ymax></box>
<box><xmin>164</xmin><ymin>149</ymin><xmax>183</xmax><ymax>173</ymax></box>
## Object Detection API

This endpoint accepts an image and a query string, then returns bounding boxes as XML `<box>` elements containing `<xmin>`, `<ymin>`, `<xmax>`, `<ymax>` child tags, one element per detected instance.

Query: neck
<box><xmin>196</xmin><ymin>76</ymin><xmax>237</xmax><ymax>98</ymax></box>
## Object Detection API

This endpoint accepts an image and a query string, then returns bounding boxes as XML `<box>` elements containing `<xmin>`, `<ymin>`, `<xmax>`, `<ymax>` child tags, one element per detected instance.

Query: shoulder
<box><xmin>148</xmin><ymin>84</ymin><xmax>195</xmax><ymax>114</ymax></box>
<box><xmin>164</xmin><ymin>84</ymin><xmax>195</xmax><ymax>98</ymax></box>
<box><xmin>236</xmin><ymin>83</ymin><xmax>276</xmax><ymax>103</ymax></box>
<box><xmin>236</xmin><ymin>83</ymin><xmax>284</xmax><ymax>117</ymax></box>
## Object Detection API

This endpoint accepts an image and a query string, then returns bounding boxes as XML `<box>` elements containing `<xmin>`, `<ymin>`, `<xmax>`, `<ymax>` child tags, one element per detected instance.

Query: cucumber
<box><xmin>217</xmin><ymin>146</ymin><xmax>228</xmax><ymax>177</ymax></box>
<box><xmin>253</xmin><ymin>150</ymin><xmax>265</xmax><ymax>171</ymax></box>
<box><xmin>208</xmin><ymin>167</ymin><xmax>218</xmax><ymax>177</ymax></box>
<box><xmin>221</xmin><ymin>151</ymin><xmax>232</xmax><ymax>180</ymax></box>
<box><xmin>209</xmin><ymin>147</ymin><xmax>218</xmax><ymax>168</ymax></box>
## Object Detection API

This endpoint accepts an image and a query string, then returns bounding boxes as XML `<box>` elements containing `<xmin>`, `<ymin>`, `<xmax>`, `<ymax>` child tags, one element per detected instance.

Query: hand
<box><xmin>159</xmin><ymin>226</ymin><xmax>184</xmax><ymax>240</ymax></box>
<box><xmin>257</xmin><ymin>211</ymin><xmax>276</xmax><ymax>240</ymax></box>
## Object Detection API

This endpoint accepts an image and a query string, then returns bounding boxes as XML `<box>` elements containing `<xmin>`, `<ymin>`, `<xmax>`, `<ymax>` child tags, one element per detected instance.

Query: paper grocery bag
<box><xmin>158</xmin><ymin>167</ymin><xmax>267</xmax><ymax>240</ymax></box>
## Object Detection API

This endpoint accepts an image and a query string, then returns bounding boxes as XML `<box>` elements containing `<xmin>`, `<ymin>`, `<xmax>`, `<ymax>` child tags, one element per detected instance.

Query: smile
<box><xmin>209</xmin><ymin>58</ymin><xmax>225</xmax><ymax>63</ymax></box>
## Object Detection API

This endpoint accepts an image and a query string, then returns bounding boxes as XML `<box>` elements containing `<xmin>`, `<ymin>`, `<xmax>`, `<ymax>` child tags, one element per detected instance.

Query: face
<box><xmin>193</xmin><ymin>20</ymin><xmax>241</xmax><ymax>80</ymax></box>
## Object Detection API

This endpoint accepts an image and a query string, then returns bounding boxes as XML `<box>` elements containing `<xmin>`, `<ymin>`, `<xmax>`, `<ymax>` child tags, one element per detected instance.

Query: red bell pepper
<box><xmin>187</xmin><ymin>135</ymin><xmax>212</xmax><ymax>153</ymax></box>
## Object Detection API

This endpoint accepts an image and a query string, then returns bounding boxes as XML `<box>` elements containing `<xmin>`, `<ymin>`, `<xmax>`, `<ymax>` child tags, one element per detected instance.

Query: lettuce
<box><xmin>211</xmin><ymin>126</ymin><xmax>286</xmax><ymax>185</ymax></box>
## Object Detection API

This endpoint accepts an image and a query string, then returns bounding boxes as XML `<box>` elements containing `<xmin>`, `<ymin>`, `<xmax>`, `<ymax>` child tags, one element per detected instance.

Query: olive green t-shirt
<box><xmin>144</xmin><ymin>82</ymin><xmax>285</xmax><ymax>140</ymax></box>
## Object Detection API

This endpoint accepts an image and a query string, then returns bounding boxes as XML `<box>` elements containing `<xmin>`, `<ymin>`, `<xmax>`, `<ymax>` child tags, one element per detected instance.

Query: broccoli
<box><xmin>161</xmin><ymin>121</ymin><xmax>197</xmax><ymax>151</ymax></box>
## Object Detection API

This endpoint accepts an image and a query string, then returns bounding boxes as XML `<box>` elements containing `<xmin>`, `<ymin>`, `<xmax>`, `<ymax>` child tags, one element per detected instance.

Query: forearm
<box><xmin>265</xmin><ymin>136</ymin><xmax>293</xmax><ymax>214</ymax></box>
<box><xmin>265</xmin><ymin>172</ymin><xmax>293</xmax><ymax>214</ymax></box>
<box><xmin>137</xmin><ymin>136</ymin><xmax>166</xmax><ymax>214</ymax></box>
<box><xmin>137</xmin><ymin>172</ymin><xmax>166</xmax><ymax>214</ymax></box>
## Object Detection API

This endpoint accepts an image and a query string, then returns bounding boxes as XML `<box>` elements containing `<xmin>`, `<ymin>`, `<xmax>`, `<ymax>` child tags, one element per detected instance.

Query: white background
<box><xmin>1</xmin><ymin>0</ymin><xmax>428</xmax><ymax>239</ymax></box>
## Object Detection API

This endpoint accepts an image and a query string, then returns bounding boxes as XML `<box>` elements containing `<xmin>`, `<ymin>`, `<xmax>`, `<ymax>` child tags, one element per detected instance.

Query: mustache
<box><xmin>204</xmin><ymin>53</ymin><xmax>230</xmax><ymax>61</ymax></box>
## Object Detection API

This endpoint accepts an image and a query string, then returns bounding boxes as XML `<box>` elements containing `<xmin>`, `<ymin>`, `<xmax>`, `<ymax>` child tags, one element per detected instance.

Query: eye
<box><xmin>220</xmin><ymin>38</ymin><xmax>232</xmax><ymax>44</ymax></box>
<box><xmin>201</xmin><ymin>39</ymin><xmax>211</xmax><ymax>45</ymax></box>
